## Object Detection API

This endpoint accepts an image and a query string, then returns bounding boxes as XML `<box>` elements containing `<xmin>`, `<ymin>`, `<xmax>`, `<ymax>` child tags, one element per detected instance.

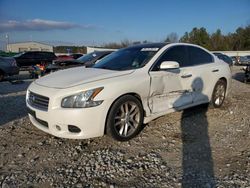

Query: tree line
<box><xmin>103</xmin><ymin>25</ymin><xmax>250</xmax><ymax>51</ymax></box>
<box><xmin>179</xmin><ymin>25</ymin><xmax>250</xmax><ymax>51</ymax></box>
<box><xmin>54</xmin><ymin>25</ymin><xmax>250</xmax><ymax>53</ymax></box>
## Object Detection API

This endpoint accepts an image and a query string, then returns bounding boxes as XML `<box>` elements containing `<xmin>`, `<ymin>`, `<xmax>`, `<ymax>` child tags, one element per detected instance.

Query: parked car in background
<box><xmin>56</xmin><ymin>55</ymin><xmax>74</xmax><ymax>61</ymax></box>
<box><xmin>231</xmin><ymin>56</ymin><xmax>239</xmax><ymax>65</ymax></box>
<box><xmin>245</xmin><ymin>55</ymin><xmax>250</xmax><ymax>64</ymax></box>
<box><xmin>213</xmin><ymin>52</ymin><xmax>223</xmax><ymax>56</ymax></box>
<box><xmin>231</xmin><ymin>56</ymin><xmax>250</xmax><ymax>66</ymax></box>
<box><xmin>46</xmin><ymin>51</ymin><xmax>113</xmax><ymax>72</ymax></box>
<box><xmin>0</xmin><ymin>56</ymin><xmax>19</xmax><ymax>81</ymax></box>
<box><xmin>70</xmin><ymin>53</ymin><xmax>83</xmax><ymax>59</ymax></box>
<box><xmin>239</xmin><ymin>56</ymin><xmax>250</xmax><ymax>65</ymax></box>
<box><xmin>54</xmin><ymin>54</ymin><xmax>83</xmax><ymax>62</ymax></box>
<box><xmin>213</xmin><ymin>53</ymin><xmax>233</xmax><ymax>66</ymax></box>
<box><xmin>14</xmin><ymin>51</ymin><xmax>57</xmax><ymax>68</ymax></box>
<box><xmin>26</xmin><ymin>43</ymin><xmax>231</xmax><ymax>141</ymax></box>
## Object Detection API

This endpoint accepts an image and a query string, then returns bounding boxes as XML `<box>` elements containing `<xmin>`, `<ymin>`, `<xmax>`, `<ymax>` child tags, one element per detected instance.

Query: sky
<box><xmin>0</xmin><ymin>0</ymin><xmax>249</xmax><ymax>49</ymax></box>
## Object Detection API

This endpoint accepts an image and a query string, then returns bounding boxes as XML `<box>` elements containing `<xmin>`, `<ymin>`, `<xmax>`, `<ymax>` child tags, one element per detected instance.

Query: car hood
<box><xmin>35</xmin><ymin>67</ymin><xmax>134</xmax><ymax>89</ymax></box>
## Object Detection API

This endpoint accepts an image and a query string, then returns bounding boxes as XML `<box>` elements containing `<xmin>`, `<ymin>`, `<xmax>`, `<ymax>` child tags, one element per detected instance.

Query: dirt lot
<box><xmin>0</xmin><ymin>67</ymin><xmax>249</xmax><ymax>188</ymax></box>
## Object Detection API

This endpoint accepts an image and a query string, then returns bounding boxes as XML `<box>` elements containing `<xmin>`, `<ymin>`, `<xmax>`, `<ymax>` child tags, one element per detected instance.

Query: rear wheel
<box><xmin>106</xmin><ymin>95</ymin><xmax>143</xmax><ymax>141</ymax></box>
<box><xmin>211</xmin><ymin>79</ymin><xmax>226</xmax><ymax>108</ymax></box>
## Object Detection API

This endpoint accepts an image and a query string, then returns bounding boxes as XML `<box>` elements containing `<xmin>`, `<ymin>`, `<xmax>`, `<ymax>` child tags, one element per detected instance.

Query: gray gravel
<box><xmin>0</xmin><ymin>67</ymin><xmax>249</xmax><ymax>187</ymax></box>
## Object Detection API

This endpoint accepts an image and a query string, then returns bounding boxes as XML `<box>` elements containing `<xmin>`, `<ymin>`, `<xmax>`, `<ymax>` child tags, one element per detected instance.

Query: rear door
<box><xmin>186</xmin><ymin>46</ymin><xmax>217</xmax><ymax>104</ymax></box>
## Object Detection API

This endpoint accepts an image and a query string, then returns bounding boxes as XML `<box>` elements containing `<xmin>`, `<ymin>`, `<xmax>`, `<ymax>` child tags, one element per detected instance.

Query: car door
<box><xmin>148</xmin><ymin>45</ymin><xmax>194</xmax><ymax>114</ymax></box>
<box><xmin>186</xmin><ymin>46</ymin><xmax>216</xmax><ymax>104</ymax></box>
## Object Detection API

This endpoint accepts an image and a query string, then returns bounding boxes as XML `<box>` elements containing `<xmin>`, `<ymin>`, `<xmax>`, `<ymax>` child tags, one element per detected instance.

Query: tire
<box><xmin>211</xmin><ymin>79</ymin><xmax>227</xmax><ymax>108</ymax></box>
<box><xmin>0</xmin><ymin>70</ymin><xmax>4</xmax><ymax>82</ymax></box>
<box><xmin>106</xmin><ymin>95</ymin><xmax>143</xmax><ymax>141</ymax></box>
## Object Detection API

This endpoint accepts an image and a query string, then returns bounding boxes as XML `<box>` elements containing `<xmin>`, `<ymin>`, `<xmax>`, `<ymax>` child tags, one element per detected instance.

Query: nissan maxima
<box><xmin>26</xmin><ymin>43</ymin><xmax>231</xmax><ymax>141</ymax></box>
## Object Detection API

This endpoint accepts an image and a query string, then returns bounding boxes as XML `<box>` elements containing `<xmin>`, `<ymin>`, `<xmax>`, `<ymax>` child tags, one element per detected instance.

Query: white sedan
<box><xmin>26</xmin><ymin>43</ymin><xmax>231</xmax><ymax>141</ymax></box>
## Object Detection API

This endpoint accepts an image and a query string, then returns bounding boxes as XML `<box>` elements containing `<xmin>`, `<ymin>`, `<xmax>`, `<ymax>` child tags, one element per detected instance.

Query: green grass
<box><xmin>0</xmin><ymin>51</ymin><xmax>19</xmax><ymax>57</ymax></box>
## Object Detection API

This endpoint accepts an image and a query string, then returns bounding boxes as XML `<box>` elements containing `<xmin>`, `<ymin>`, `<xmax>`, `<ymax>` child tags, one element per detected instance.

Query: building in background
<box><xmin>7</xmin><ymin>41</ymin><xmax>53</xmax><ymax>52</ymax></box>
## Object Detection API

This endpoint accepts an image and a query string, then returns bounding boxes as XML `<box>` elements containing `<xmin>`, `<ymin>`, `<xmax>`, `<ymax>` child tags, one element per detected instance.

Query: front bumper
<box><xmin>26</xmin><ymin>83</ymin><xmax>109</xmax><ymax>139</ymax></box>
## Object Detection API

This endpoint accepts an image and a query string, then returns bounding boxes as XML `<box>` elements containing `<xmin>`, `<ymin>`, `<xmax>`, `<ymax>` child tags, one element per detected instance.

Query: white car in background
<box><xmin>26</xmin><ymin>43</ymin><xmax>231</xmax><ymax>141</ymax></box>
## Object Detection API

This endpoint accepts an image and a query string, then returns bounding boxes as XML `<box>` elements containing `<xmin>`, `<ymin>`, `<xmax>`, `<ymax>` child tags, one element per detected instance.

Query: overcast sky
<box><xmin>0</xmin><ymin>0</ymin><xmax>249</xmax><ymax>48</ymax></box>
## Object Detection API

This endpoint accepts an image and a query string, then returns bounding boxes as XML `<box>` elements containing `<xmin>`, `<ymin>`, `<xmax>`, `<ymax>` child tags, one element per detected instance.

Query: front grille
<box><xmin>28</xmin><ymin>91</ymin><xmax>49</xmax><ymax>111</ymax></box>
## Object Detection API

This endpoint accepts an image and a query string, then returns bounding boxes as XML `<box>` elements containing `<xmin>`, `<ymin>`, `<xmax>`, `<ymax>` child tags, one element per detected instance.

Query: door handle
<box><xmin>212</xmin><ymin>69</ymin><xmax>219</xmax><ymax>72</ymax></box>
<box><xmin>181</xmin><ymin>74</ymin><xmax>192</xmax><ymax>78</ymax></box>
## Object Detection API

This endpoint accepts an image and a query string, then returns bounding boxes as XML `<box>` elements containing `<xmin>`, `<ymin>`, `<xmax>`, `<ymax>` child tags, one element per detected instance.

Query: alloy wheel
<box><xmin>214</xmin><ymin>83</ymin><xmax>226</xmax><ymax>106</ymax></box>
<box><xmin>114</xmin><ymin>101</ymin><xmax>140</xmax><ymax>137</ymax></box>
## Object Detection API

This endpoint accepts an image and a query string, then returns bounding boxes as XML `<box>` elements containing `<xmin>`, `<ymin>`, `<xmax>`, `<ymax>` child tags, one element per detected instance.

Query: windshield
<box><xmin>93</xmin><ymin>47</ymin><xmax>158</xmax><ymax>71</ymax></box>
<box><xmin>77</xmin><ymin>52</ymin><xmax>98</xmax><ymax>62</ymax></box>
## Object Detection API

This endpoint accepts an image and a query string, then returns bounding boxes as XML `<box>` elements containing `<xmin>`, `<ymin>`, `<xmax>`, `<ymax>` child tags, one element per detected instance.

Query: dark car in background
<box><xmin>240</xmin><ymin>56</ymin><xmax>250</xmax><ymax>65</ymax></box>
<box><xmin>46</xmin><ymin>51</ymin><xmax>114</xmax><ymax>72</ymax></box>
<box><xmin>14</xmin><ymin>51</ymin><xmax>57</xmax><ymax>68</ymax></box>
<box><xmin>0</xmin><ymin>56</ymin><xmax>19</xmax><ymax>81</ymax></box>
<box><xmin>213</xmin><ymin>53</ymin><xmax>233</xmax><ymax>66</ymax></box>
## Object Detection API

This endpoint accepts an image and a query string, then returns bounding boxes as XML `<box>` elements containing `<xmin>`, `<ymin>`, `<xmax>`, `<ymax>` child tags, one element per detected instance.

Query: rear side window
<box><xmin>187</xmin><ymin>46</ymin><xmax>213</xmax><ymax>66</ymax></box>
<box><xmin>21</xmin><ymin>52</ymin><xmax>34</xmax><ymax>59</ymax></box>
<box><xmin>35</xmin><ymin>52</ymin><xmax>55</xmax><ymax>59</ymax></box>
<box><xmin>152</xmin><ymin>45</ymin><xmax>188</xmax><ymax>70</ymax></box>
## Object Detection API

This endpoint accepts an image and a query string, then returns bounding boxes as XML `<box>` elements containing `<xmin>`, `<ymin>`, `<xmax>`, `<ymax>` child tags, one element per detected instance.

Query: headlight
<box><xmin>61</xmin><ymin>87</ymin><xmax>103</xmax><ymax>108</ymax></box>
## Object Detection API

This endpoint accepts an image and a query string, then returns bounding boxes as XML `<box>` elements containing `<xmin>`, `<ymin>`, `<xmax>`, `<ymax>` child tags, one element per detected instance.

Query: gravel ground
<box><xmin>0</xmin><ymin>67</ymin><xmax>249</xmax><ymax>188</ymax></box>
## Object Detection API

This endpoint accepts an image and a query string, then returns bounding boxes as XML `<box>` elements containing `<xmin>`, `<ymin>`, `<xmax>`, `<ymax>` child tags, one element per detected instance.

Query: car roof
<box><xmin>24</xmin><ymin>51</ymin><xmax>54</xmax><ymax>54</ymax></box>
<box><xmin>125</xmin><ymin>43</ymin><xmax>168</xmax><ymax>50</ymax></box>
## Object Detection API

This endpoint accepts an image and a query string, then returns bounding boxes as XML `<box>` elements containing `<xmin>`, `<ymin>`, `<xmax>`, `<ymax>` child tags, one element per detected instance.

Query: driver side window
<box><xmin>151</xmin><ymin>45</ymin><xmax>188</xmax><ymax>71</ymax></box>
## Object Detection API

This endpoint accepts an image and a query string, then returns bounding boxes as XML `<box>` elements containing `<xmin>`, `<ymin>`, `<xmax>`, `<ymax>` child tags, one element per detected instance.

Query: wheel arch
<box><xmin>218</xmin><ymin>77</ymin><xmax>229</xmax><ymax>94</ymax></box>
<box><xmin>104</xmin><ymin>92</ymin><xmax>145</xmax><ymax>134</ymax></box>
<box><xmin>218</xmin><ymin>77</ymin><xmax>227</xmax><ymax>85</ymax></box>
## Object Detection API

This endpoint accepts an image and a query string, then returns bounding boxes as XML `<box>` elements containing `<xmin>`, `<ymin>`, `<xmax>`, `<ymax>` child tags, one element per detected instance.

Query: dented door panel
<box><xmin>148</xmin><ymin>69</ymin><xmax>193</xmax><ymax>114</ymax></box>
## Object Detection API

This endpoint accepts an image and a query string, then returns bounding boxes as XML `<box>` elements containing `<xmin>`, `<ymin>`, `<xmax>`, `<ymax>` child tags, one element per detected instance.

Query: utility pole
<box><xmin>5</xmin><ymin>34</ymin><xmax>9</xmax><ymax>52</ymax></box>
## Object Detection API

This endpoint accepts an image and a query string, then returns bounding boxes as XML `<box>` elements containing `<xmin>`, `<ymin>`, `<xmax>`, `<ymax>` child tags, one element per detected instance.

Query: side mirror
<box><xmin>160</xmin><ymin>61</ymin><xmax>179</xmax><ymax>70</ymax></box>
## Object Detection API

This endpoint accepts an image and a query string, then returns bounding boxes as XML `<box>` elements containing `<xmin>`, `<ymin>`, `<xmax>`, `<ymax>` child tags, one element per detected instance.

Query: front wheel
<box><xmin>106</xmin><ymin>95</ymin><xmax>143</xmax><ymax>141</ymax></box>
<box><xmin>211</xmin><ymin>79</ymin><xmax>226</xmax><ymax>108</ymax></box>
